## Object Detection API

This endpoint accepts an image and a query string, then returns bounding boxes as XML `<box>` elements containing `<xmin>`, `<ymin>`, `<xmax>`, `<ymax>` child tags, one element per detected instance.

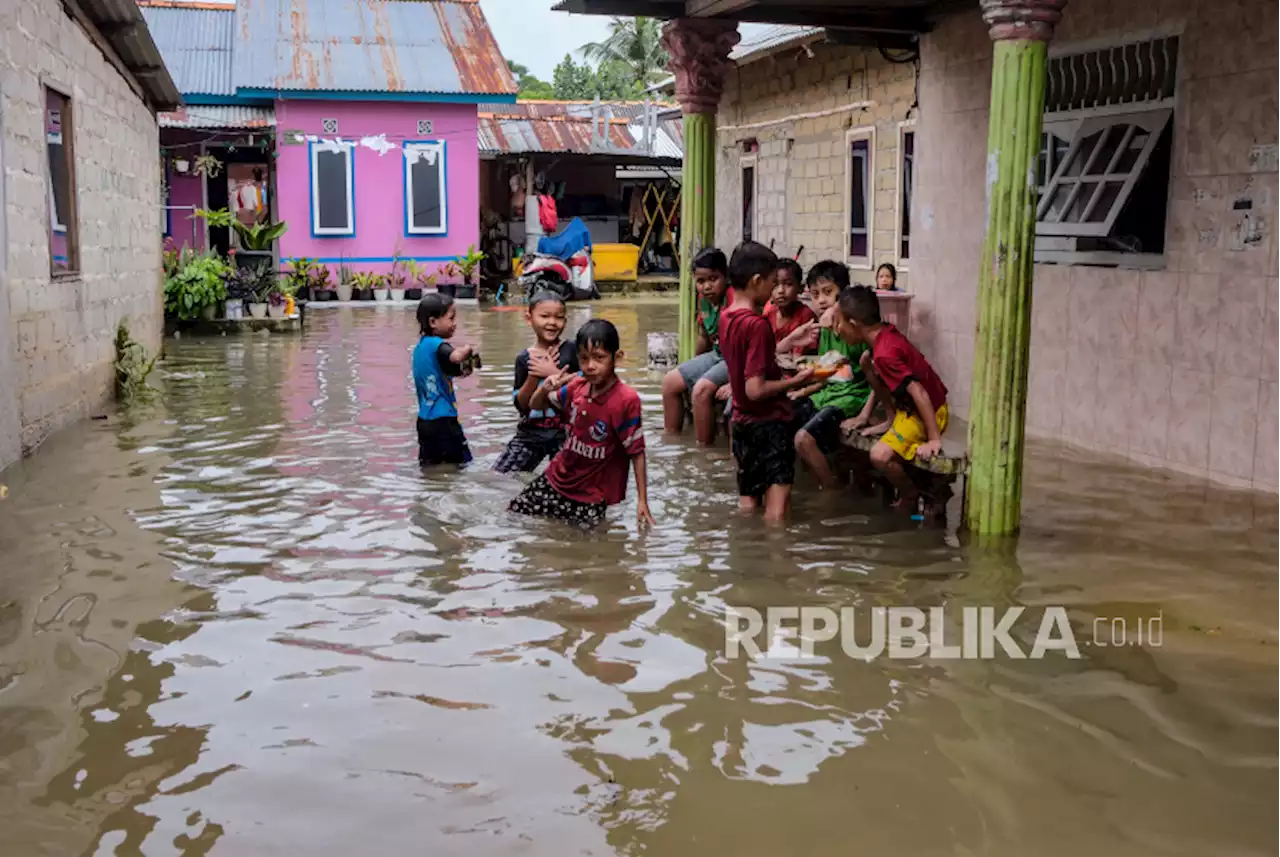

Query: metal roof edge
<box><xmin>72</xmin><ymin>0</ymin><xmax>183</xmax><ymax>111</ymax></box>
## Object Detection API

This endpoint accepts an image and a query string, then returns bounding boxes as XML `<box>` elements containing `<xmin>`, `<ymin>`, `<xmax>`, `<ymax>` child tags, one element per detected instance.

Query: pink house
<box><xmin>142</xmin><ymin>0</ymin><xmax>516</xmax><ymax>274</ymax></box>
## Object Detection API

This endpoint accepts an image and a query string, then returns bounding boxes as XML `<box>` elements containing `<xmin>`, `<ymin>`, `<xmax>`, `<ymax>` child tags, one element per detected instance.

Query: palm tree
<box><xmin>580</xmin><ymin>17</ymin><xmax>669</xmax><ymax>90</ymax></box>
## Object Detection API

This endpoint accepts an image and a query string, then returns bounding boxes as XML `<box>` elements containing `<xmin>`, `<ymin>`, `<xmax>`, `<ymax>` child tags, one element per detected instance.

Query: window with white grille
<box><xmin>1034</xmin><ymin>35</ymin><xmax>1178</xmax><ymax>266</ymax></box>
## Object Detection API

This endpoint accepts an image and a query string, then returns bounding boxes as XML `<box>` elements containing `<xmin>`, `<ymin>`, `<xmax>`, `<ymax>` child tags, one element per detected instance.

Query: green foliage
<box><xmin>552</xmin><ymin>53</ymin><xmax>643</xmax><ymax>100</ymax></box>
<box><xmin>193</xmin><ymin>207</ymin><xmax>234</xmax><ymax>228</ymax></box>
<box><xmin>507</xmin><ymin>60</ymin><xmax>556</xmax><ymax>100</ymax></box>
<box><xmin>284</xmin><ymin>257</ymin><xmax>317</xmax><ymax>293</ymax></box>
<box><xmin>163</xmin><ymin>251</ymin><xmax>231</xmax><ymax>320</ymax></box>
<box><xmin>350</xmin><ymin>271</ymin><xmax>381</xmax><ymax>291</ymax></box>
<box><xmin>406</xmin><ymin>260</ymin><xmax>437</xmax><ymax>289</ymax></box>
<box><xmin>114</xmin><ymin>320</ymin><xmax>158</xmax><ymax>405</ymax></box>
<box><xmin>454</xmin><ymin>245</ymin><xmax>486</xmax><ymax>281</ymax></box>
<box><xmin>308</xmin><ymin>263</ymin><xmax>332</xmax><ymax>290</ymax></box>
<box><xmin>233</xmin><ymin>218</ymin><xmax>289</xmax><ymax>251</ymax></box>
<box><xmin>580</xmin><ymin>17</ymin><xmax>669</xmax><ymax>89</ymax></box>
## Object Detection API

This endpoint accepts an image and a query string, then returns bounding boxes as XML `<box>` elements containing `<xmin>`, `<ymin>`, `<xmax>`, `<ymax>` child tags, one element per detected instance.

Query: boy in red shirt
<box><xmin>765</xmin><ymin>259</ymin><xmax>817</xmax><ymax>354</ymax></box>
<box><xmin>509</xmin><ymin>319</ymin><xmax>655</xmax><ymax>529</ymax></box>
<box><xmin>718</xmin><ymin>242</ymin><xmax>815</xmax><ymax>522</ymax></box>
<box><xmin>833</xmin><ymin>286</ymin><xmax>949</xmax><ymax>510</ymax></box>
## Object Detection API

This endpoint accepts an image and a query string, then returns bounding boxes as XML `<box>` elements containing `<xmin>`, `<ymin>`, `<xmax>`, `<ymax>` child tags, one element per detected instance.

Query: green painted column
<box><xmin>661</xmin><ymin>19</ymin><xmax>740</xmax><ymax>362</ymax></box>
<box><xmin>965</xmin><ymin>0</ymin><xmax>1067</xmax><ymax>539</ymax></box>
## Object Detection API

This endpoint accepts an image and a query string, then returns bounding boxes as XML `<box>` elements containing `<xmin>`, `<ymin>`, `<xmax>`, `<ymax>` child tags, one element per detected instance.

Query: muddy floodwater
<box><xmin>0</xmin><ymin>298</ymin><xmax>1276</xmax><ymax>857</ymax></box>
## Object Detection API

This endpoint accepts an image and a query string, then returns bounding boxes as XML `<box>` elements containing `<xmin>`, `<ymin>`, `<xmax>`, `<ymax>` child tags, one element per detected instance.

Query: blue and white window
<box><xmin>310</xmin><ymin>140</ymin><xmax>355</xmax><ymax>236</ymax></box>
<box><xmin>404</xmin><ymin>141</ymin><xmax>447</xmax><ymax>235</ymax></box>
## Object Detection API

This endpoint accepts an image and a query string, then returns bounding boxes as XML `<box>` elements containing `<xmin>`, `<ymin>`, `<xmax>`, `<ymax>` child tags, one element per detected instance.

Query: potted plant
<box><xmin>436</xmin><ymin>262</ymin><xmax>460</xmax><ymax>299</ymax></box>
<box><xmin>405</xmin><ymin>261</ymin><xmax>432</xmax><ymax>300</ymax></box>
<box><xmin>224</xmin><ymin>266</ymin><xmax>255</xmax><ymax>319</ymax></box>
<box><xmin>310</xmin><ymin>264</ymin><xmax>334</xmax><ymax>301</ymax></box>
<box><xmin>163</xmin><ymin>250</ymin><xmax>231</xmax><ymax>323</ymax></box>
<box><xmin>372</xmin><ymin>271</ymin><xmax>389</xmax><ymax>301</ymax></box>
<box><xmin>193</xmin><ymin>208</ymin><xmax>288</xmax><ymax>269</ymax></box>
<box><xmin>453</xmin><ymin>246</ymin><xmax>486</xmax><ymax>300</ymax></box>
<box><xmin>351</xmin><ymin>271</ymin><xmax>378</xmax><ymax>300</ymax></box>
<box><xmin>284</xmin><ymin>257</ymin><xmax>316</xmax><ymax>301</ymax></box>
<box><xmin>388</xmin><ymin>259</ymin><xmax>407</xmax><ymax>301</ymax></box>
<box><xmin>335</xmin><ymin>262</ymin><xmax>354</xmax><ymax>302</ymax></box>
<box><xmin>171</xmin><ymin>154</ymin><xmax>191</xmax><ymax>175</ymax></box>
<box><xmin>245</xmin><ymin>263</ymin><xmax>275</xmax><ymax>318</ymax></box>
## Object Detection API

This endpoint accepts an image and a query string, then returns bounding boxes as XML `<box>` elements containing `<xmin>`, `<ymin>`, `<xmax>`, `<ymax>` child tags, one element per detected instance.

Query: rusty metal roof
<box><xmin>159</xmin><ymin>105</ymin><xmax>276</xmax><ymax>129</ymax></box>
<box><xmin>475</xmin><ymin>100</ymin><xmax>660</xmax><ymax>121</ymax></box>
<box><xmin>478</xmin><ymin>104</ymin><xmax>682</xmax><ymax>163</ymax></box>
<box><xmin>139</xmin><ymin>4</ymin><xmax>235</xmax><ymax>96</ymax></box>
<box><xmin>232</xmin><ymin>0</ymin><xmax>516</xmax><ymax>96</ymax></box>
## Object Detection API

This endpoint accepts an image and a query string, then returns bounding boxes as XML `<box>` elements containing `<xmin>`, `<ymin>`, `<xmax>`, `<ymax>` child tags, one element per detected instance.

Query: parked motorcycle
<box><xmin>517</xmin><ymin>250</ymin><xmax>599</xmax><ymax>302</ymax></box>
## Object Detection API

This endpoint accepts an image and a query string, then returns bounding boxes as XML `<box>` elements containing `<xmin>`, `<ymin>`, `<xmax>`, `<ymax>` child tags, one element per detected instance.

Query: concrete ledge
<box><xmin>166</xmin><ymin>315</ymin><xmax>302</xmax><ymax>336</ymax></box>
<box><xmin>839</xmin><ymin>418</ymin><xmax>969</xmax><ymax>477</ymax></box>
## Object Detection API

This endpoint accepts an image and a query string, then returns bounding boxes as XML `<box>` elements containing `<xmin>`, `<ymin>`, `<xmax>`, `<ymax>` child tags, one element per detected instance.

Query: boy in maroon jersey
<box><xmin>718</xmin><ymin>242</ymin><xmax>815</xmax><ymax>523</ymax></box>
<box><xmin>833</xmin><ymin>285</ymin><xmax>949</xmax><ymax>510</ymax></box>
<box><xmin>509</xmin><ymin>319</ymin><xmax>655</xmax><ymax>529</ymax></box>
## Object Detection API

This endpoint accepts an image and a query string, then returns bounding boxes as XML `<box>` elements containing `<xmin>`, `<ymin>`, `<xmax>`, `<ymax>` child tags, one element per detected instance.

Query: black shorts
<box><xmin>731</xmin><ymin>420</ymin><xmax>796</xmax><ymax>498</ymax></box>
<box><xmin>493</xmin><ymin>429</ymin><xmax>565</xmax><ymax>473</ymax></box>
<box><xmin>509</xmin><ymin>474</ymin><xmax>607</xmax><ymax>529</ymax></box>
<box><xmin>417</xmin><ymin>417</ymin><xmax>473</xmax><ymax>466</ymax></box>
<box><xmin>793</xmin><ymin>399</ymin><xmax>846</xmax><ymax>453</ymax></box>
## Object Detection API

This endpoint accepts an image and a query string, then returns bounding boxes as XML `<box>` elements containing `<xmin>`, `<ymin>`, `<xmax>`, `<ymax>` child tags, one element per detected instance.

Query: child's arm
<box><xmin>514</xmin><ymin>351</ymin><xmax>558</xmax><ymax>414</ymax></box>
<box><xmin>746</xmin><ymin>367</ymin><xmax>814</xmax><ymax>401</ymax></box>
<box><xmin>906</xmin><ymin>380</ymin><xmax>943</xmax><ymax>460</ymax></box>
<box><xmin>695</xmin><ymin>329</ymin><xmax>712</xmax><ymax>356</ymax></box>
<box><xmin>632</xmin><ymin>452</ymin><xmax>655</xmax><ymax>526</ymax></box>
<box><xmin>530</xmin><ymin>370</ymin><xmax>574</xmax><ymax>412</ymax></box>
<box><xmin>777</xmin><ymin>319</ymin><xmax>819</xmax><ymax>355</ymax></box>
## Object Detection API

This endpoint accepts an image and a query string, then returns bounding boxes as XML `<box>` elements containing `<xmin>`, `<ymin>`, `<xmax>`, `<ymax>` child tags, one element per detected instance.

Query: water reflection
<box><xmin>0</xmin><ymin>299</ymin><xmax>1275</xmax><ymax>856</ymax></box>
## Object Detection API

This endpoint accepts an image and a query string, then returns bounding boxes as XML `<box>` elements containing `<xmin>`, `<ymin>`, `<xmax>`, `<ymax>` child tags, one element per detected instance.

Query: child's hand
<box><xmin>793</xmin><ymin>320</ymin><xmax>820</xmax><ymax>349</ymax></box>
<box><xmin>528</xmin><ymin>350</ymin><xmax>559</xmax><ymax>379</ymax></box>
<box><xmin>453</xmin><ymin>344</ymin><xmax>475</xmax><ymax>363</ymax></box>
<box><xmin>818</xmin><ymin>307</ymin><xmax>836</xmax><ymax>328</ymax></box>
<box><xmin>542</xmin><ymin>369</ymin><xmax>573</xmax><ymax>391</ymax></box>
<box><xmin>790</xmin><ymin>366</ymin><xmax>816</xmax><ymax>387</ymax></box>
<box><xmin>636</xmin><ymin>500</ymin><xmax>656</xmax><ymax>527</ymax></box>
<box><xmin>916</xmin><ymin>439</ymin><xmax>942</xmax><ymax>461</ymax></box>
<box><xmin>715</xmin><ymin>385</ymin><xmax>731</xmax><ymax>402</ymax></box>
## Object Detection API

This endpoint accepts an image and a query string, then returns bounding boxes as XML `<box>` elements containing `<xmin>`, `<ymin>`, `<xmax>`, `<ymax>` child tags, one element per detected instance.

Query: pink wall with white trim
<box><xmin>274</xmin><ymin>100</ymin><xmax>479</xmax><ymax>275</ymax></box>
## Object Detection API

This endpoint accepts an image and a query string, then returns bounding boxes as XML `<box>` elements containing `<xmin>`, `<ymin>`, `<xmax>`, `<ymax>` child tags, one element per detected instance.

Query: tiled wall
<box><xmin>713</xmin><ymin>42</ymin><xmax>917</xmax><ymax>281</ymax></box>
<box><xmin>909</xmin><ymin>0</ymin><xmax>1278</xmax><ymax>492</ymax></box>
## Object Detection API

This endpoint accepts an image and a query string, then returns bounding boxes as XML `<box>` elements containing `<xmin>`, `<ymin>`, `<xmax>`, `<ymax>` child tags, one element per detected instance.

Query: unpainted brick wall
<box><xmin>714</xmin><ymin>43</ymin><xmax>917</xmax><ymax>282</ymax></box>
<box><xmin>0</xmin><ymin>0</ymin><xmax>163</xmax><ymax>470</ymax></box>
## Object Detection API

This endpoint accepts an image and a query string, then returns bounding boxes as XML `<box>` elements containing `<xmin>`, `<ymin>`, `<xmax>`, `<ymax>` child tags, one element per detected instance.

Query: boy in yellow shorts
<box><xmin>833</xmin><ymin>286</ymin><xmax>948</xmax><ymax>511</ymax></box>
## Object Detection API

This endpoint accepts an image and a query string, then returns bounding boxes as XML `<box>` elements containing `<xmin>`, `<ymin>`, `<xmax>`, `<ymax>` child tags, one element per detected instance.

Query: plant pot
<box><xmin>389</xmin><ymin>288</ymin><xmax>406</xmax><ymax>301</ymax></box>
<box><xmin>313</xmin><ymin>289</ymin><xmax>334</xmax><ymax>302</ymax></box>
<box><xmin>335</xmin><ymin>284</ymin><xmax>353</xmax><ymax>302</ymax></box>
<box><xmin>225</xmin><ymin>301</ymin><xmax>246</xmax><ymax>320</ymax></box>
<box><xmin>235</xmin><ymin>250</ymin><xmax>273</xmax><ymax>271</ymax></box>
<box><xmin>404</xmin><ymin>288</ymin><xmax>422</xmax><ymax>300</ymax></box>
<box><xmin>373</xmin><ymin>289</ymin><xmax>388</xmax><ymax>301</ymax></box>
<box><xmin>200</xmin><ymin>303</ymin><xmax>218</xmax><ymax>321</ymax></box>
<box><xmin>437</xmin><ymin>282</ymin><xmax>457</xmax><ymax>299</ymax></box>
<box><xmin>355</xmin><ymin>288</ymin><xmax>373</xmax><ymax>301</ymax></box>
<box><xmin>248</xmin><ymin>302</ymin><xmax>269</xmax><ymax>319</ymax></box>
<box><xmin>296</xmin><ymin>286</ymin><xmax>311</xmax><ymax>301</ymax></box>
<box><xmin>455</xmin><ymin>284</ymin><xmax>477</xmax><ymax>300</ymax></box>
<box><xmin>267</xmin><ymin>303</ymin><xmax>286</xmax><ymax>318</ymax></box>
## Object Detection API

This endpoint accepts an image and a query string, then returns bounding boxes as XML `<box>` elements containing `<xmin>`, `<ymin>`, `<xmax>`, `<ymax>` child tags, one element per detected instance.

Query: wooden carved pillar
<box><xmin>965</xmin><ymin>0</ymin><xmax>1067</xmax><ymax>538</ymax></box>
<box><xmin>661</xmin><ymin>18</ymin><xmax>739</xmax><ymax>361</ymax></box>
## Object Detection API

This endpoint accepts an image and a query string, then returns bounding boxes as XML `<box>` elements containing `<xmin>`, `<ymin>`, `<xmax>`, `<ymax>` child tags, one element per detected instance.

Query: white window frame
<box><xmin>894</xmin><ymin>121</ymin><xmax>915</xmax><ymax>271</ymax></box>
<box><xmin>843</xmin><ymin>125</ymin><xmax>875</xmax><ymax>270</ymax></box>
<box><xmin>404</xmin><ymin>140</ymin><xmax>448</xmax><ymax>236</ymax></box>
<box><xmin>310</xmin><ymin>141</ymin><xmax>355</xmax><ymax>237</ymax></box>
<box><xmin>1036</xmin><ymin>108</ymin><xmax>1173</xmax><ymax>237</ymax></box>
<box><xmin>47</xmin><ymin>130</ymin><xmax>67</xmax><ymax>233</ymax></box>
<box><xmin>740</xmin><ymin>153</ymin><xmax>758</xmax><ymax>243</ymax></box>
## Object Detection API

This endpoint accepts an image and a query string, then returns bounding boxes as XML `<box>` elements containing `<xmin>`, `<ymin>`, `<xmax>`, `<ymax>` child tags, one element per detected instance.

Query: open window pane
<box><xmin>46</xmin><ymin>88</ymin><xmax>76</xmax><ymax>274</ymax></box>
<box><xmin>1036</xmin><ymin>108</ymin><xmax>1172</xmax><ymax>237</ymax></box>
<box><xmin>848</xmin><ymin>138</ymin><xmax>869</xmax><ymax>259</ymax></box>
<box><xmin>405</xmin><ymin>143</ymin><xmax>446</xmax><ymax>235</ymax></box>
<box><xmin>312</xmin><ymin>145</ymin><xmax>354</xmax><ymax>235</ymax></box>
<box><xmin>899</xmin><ymin>130</ymin><xmax>914</xmax><ymax>260</ymax></box>
<box><xmin>741</xmin><ymin>163</ymin><xmax>755</xmax><ymax>242</ymax></box>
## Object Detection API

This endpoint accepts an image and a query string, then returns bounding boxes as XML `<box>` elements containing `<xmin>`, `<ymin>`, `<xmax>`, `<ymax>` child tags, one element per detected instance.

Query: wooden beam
<box><xmin>687</xmin><ymin>0</ymin><xmax>758</xmax><ymax>16</ymax></box>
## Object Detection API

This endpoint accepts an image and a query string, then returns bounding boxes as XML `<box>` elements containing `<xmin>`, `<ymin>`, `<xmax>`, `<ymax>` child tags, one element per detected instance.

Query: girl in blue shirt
<box><xmin>413</xmin><ymin>294</ymin><xmax>476</xmax><ymax>466</ymax></box>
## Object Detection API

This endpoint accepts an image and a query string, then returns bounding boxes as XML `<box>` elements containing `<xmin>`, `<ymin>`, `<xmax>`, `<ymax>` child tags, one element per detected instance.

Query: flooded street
<box><xmin>0</xmin><ymin>297</ymin><xmax>1275</xmax><ymax>856</ymax></box>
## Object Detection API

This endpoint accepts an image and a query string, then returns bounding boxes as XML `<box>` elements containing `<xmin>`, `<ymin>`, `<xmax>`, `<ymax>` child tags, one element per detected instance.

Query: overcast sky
<box><xmin>480</xmin><ymin>1</ymin><xmax>767</xmax><ymax>81</ymax></box>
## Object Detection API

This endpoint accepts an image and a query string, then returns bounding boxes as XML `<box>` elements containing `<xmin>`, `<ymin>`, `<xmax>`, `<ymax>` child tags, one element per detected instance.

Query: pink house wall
<box><xmin>166</xmin><ymin>170</ymin><xmax>205</xmax><ymax>250</ymax></box>
<box><xmin>274</xmin><ymin>100</ymin><xmax>479</xmax><ymax>274</ymax></box>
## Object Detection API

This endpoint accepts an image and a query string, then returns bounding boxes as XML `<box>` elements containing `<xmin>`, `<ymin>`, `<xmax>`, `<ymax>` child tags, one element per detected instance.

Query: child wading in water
<box><xmin>660</xmin><ymin>248</ymin><xmax>733</xmax><ymax>444</ymax></box>
<box><xmin>509</xmin><ymin>319</ymin><xmax>655</xmax><ymax>529</ymax></box>
<box><xmin>494</xmin><ymin>291</ymin><xmax>580</xmax><ymax>473</ymax></box>
<box><xmin>718</xmin><ymin>242</ymin><xmax>815</xmax><ymax>523</ymax></box>
<box><xmin>834</xmin><ymin>286</ymin><xmax>949</xmax><ymax>510</ymax></box>
<box><xmin>789</xmin><ymin>260</ymin><xmax>874</xmax><ymax>489</ymax></box>
<box><xmin>413</xmin><ymin>294</ymin><xmax>476</xmax><ymax>466</ymax></box>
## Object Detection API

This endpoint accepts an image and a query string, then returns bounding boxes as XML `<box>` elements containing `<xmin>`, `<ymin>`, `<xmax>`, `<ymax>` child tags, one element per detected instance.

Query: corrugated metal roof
<box><xmin>232</xmin><ymin>0</ymin><xmax>516</xmax><ymax>96</ymax></box>
<box><xmin>478</xmin><ymin>112</ymin><xmax>682</xmax><ymax>163</ymax></box>
<box><xmin>730</xmin><ymin>25</ymin><xmax>824</xmax><ymax>63</ymax></box>
<box><xmin>475</xmin><ymin>101</ymin><xmax>660</xmax><ymax>121</ymax></box>
<box><xmin>159</xmin><ymin>105</ymin><xmax>276</xmax><ymax>128</ymax></box>
<box><xmin>140</xmin><ymin>4</ymin><xmax>235</xmax><ymax>95</ymax></box>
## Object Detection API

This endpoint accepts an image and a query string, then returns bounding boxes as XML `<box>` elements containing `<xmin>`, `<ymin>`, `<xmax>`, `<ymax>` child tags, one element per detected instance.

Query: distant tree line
<box><xmin>506</xmin><ymin>17</ymin><xmax>669</xmax><ymax>101</ymax></box>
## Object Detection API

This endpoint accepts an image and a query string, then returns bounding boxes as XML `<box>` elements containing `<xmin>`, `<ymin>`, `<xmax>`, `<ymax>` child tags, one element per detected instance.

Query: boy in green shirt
<box><xmin>789</xmin><ymin>260</ymin><xmax>874</xmax><ymax>489</ymax></box>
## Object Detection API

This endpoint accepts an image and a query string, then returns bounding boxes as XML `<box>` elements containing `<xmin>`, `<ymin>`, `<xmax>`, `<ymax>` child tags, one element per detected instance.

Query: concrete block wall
<box><xmin>714</xmin><ymin>43</ymin><xmax>916</xmax><ymax>280</ymax></box>
<box><xmin>0</xmin><ymin>0</ymin><xmax>163</xmax><ymax>471</ymax></box>
<box><xmin>910</xmin><ymin>0</ymin><xmax>1278</xmax><ymax>492</ymax></box>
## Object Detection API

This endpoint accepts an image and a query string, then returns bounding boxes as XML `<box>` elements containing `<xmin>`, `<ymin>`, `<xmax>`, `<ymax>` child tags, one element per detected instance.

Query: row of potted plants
<box><xmin>291</xmin><ymin>247</ymin><xmax>488</xmax><ymax>303</ymax></box>
<box><xmin>163</xmin><ymin>246</ymin><xmax>298</xmax><ymax>322</ymax></box>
